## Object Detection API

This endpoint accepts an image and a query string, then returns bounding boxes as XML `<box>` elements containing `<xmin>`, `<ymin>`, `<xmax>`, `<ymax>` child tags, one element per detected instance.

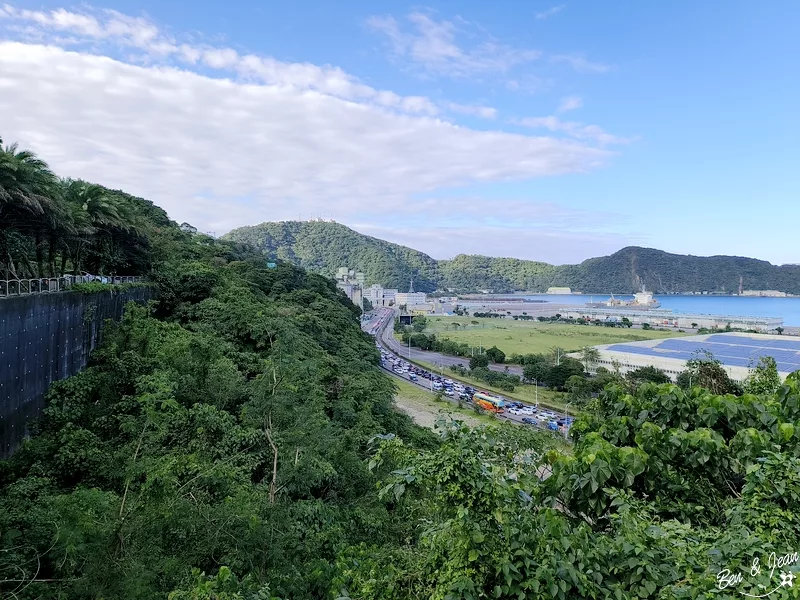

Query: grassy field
<box><xmin>414</xmin><ymin>358</ymin><xmax>574</xmax><ymax>414</ymax></box>
<box><xmin>422</xmin><ymin>316</ymin><xmax>685</xmax><ymax>356</ymax></box>
<box><xmin>392</xmin><ymin>377</ymin><xmax>496</xmax><ymax>429</ymax></box>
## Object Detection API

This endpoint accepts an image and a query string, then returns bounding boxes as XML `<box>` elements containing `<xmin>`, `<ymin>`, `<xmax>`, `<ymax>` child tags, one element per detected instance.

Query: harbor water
<box><xmin>519</xmin><ymin>294</ymin><xmax>800</xmax><ymax>327</ymax></box>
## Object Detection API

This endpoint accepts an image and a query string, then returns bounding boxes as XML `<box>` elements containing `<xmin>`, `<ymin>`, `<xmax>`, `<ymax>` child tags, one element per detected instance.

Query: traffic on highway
<box><xmin>361</xmin><ymin>308</ymin><xmax>574</xmax><ymax>435</ymax></box>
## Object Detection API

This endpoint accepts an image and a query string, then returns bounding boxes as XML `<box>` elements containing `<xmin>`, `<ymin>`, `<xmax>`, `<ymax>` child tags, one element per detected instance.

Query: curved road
<box><xmin>362</xmin><ymin>308</ymin><xmax>571</xmax><ymax>434</ymax></box>
<box><xmin>377</xmin><ymin>308</ymin><xmax>524</xmax><ymax>376</ymax></box>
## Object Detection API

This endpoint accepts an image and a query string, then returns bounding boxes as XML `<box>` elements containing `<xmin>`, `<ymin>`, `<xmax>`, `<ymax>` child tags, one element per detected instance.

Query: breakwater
<box><xmin>0</xmin><ymin>287</ymin><xmax>155</xmax><ymax>457</ymax></box>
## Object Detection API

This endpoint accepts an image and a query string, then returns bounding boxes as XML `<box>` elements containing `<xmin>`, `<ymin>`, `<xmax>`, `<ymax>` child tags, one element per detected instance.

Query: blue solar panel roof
<box><xmin>606</xmin><ymin>334</ymin><xmax>800</xmax><ymax>374</ymax></box>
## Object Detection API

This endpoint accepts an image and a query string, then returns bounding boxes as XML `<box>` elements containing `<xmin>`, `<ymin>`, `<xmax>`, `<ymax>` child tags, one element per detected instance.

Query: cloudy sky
<box><xmin>1</xmin><ymin>1</ymin><xmax>798</xmax><ymax>264</ymax></box>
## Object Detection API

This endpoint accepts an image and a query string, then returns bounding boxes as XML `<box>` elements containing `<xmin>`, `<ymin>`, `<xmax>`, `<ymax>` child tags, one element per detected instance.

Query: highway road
<box><xmin>376</xmin><ymin>308</ymin><xmax>524</xmax><ymax>376</ymax></box>
<box><xmin>362</xmin><ymin>308</ymin><xmax>572</xmax><ymax>434</ymax></box>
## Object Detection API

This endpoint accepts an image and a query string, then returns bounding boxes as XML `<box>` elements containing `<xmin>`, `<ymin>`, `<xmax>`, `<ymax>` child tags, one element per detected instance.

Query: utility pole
<box><xmin>564</xmin><ymin>402</ymin><xmax>573</xmax><ymax>439</ymax></box>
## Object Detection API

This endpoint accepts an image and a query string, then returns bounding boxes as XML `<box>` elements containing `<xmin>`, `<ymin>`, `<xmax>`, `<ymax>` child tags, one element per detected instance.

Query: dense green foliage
<box><xmin>223</xmin><ymin>221</ymin><xmax>800</xmax><ymax>293</ymax></box>
<box><xmin>0</xmin><ymin>136</ymin><xmax>183</xmax><ymax>279</ymax></box>
<box><xmin>437</xmin><ymin>254</ymin><xmax>555</xmax><ymax>293</ymax></box>
<box><xmin>342</xmin><ymin>378</ymin><xmax>800</xmax><ymax>599</ymax></box>
<box><xmin>222</xmin><ymin>221</ymin><xmax>440</xmax><ymax>292</ymax></box>
<box><xmin>0</xmin><ymin>244</ymin><xmax>433</xmax><ymax>598</ymax></box>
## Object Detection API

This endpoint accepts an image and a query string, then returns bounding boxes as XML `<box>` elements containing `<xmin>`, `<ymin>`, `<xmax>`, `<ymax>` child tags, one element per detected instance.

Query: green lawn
<box><xmin>414</xmin><ymin>358</ymin><xmax>574</xmax><ymax>414</ymax></box>
<box><xmin>422</xmin><ymin>316</ymin><xmax>685</xmax><ymax>356</ymax></box>
<box><xmin>392</xmin><ymin>378</ymin><xmax>497</xmax><ymax>429</ymax></box>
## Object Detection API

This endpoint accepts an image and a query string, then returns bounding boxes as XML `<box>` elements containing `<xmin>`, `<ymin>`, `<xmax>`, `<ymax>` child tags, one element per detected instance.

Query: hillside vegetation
<box><xmin>1</xmin><ymin>135</ymin><xmax>182</xmax><ymax>279</ymax></box>
<box><xmin>225</xmin><ymin>221</ymin><xmax>800</xmax><ymax>294</ymax></box>
<box><xmin>4</xmin><ymin>137</ymin><xmax>800</xmax><ymax>599</ymax></box>
<box><xmin>222</xmin><ymin>220</ymin><xmax>440</xmax><ymax>291</ymax></box>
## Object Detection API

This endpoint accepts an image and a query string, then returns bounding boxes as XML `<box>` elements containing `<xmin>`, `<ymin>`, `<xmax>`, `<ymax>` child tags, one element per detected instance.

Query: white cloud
<box><xmin>0</xmin><ymin>41</ymin><xmax>611</xmax><ymax>235</ymax></box>
<box><xmin>0</xmin><ymin>4</ymin><xmax>440</xmax><ymax>115</ymax></box>
<box><xmin>357</xmin><ymin>197</ymin><xmax>625</xmax><ymax>231</ymax></box>
<box><xmin>551</xmin><ymin>54</ymin><xmax>611</xmax><ymax>74</ymax></box>
<box><xmin>446</xmin><ymin>103</ymin><xmax>498</xmax><ymax>119</ymax></box>
<box><xmin>535</xmin><ymin>5</ymin><xmax>566</xmax><ymax>20</ymax></box>
<box><xmin>517</xmin><ymin>115</ymin><xmax>633</xmax><ymax>145</ymax></box>
<box><xmin>557</xmin><ymin>95</ymin><xmax>582</xmax><ymax>112</ymax></box>
<box><xmin>367</xmin><ymin>12</ymin><xmax>541</xmax><ymax>78</ymax></box>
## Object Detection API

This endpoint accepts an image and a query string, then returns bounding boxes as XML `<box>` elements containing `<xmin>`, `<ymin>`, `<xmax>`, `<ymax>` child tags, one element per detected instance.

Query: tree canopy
<box><xmin>0</xmin><ymin>140</ymin><xmax>185</xmax><ymax>279</ymax></box>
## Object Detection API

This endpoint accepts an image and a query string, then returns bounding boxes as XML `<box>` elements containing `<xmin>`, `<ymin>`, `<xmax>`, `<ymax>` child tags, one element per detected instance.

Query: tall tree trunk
<box><xmin>4</xmin><ymin>248</ymin><xmax>19</xmax><ymax>280</ymax></box>
<box><xmin>47</xmin><ymin>235</ymin><xmax>57</xmax><ymax>277</ymax></box>
<box><xmin>71</xmin><ymin>241</ymin><xmax>84</xmax><ymax>275</ymax></box>
<box><xmin>34</xmin><ymin>230</ymin><xmax>45</xmax><ymax>278</ymax></box>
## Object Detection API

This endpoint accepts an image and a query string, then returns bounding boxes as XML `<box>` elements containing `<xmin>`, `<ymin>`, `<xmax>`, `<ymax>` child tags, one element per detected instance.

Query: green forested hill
<box><xmin>224</xmin><ymin>221</ymin><xmax>800</xmax><ymax>294</ymax></box>
<box><xmin>551</xmin><ymin>246</ymin><xmax>800</xmax><ymax>294</ymax></box>
<box><xmin>438</xmin><ymin>254</ymin><xmax>557</xmax><ymax>292</ymax></box>
<box><xmin>223</xmin><ymin>221</ymin><xmax>440</xmax><ymax>291</ymax></box>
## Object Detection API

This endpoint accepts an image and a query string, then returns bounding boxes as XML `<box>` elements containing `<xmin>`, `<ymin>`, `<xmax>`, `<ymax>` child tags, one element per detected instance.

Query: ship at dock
<box><xmin>586</xmin><ymin>286</ymin><xmax>661</xmax><ymax>310</ymax></box>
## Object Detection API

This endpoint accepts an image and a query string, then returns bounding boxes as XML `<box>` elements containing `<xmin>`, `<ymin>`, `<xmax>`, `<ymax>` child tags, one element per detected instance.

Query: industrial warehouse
<box><xmin>562</xmin><ymin>307</ymin><xmax>783</xmax><ymax>332</ymax></box>
<box><xmin>592</xmin><ymin>332</ymin><xmax>800</xmax><ymax>382</ymax></box>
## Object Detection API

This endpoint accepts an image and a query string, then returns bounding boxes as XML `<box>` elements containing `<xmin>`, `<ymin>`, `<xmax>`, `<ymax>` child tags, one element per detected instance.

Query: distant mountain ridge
<box><xmin>223</xmin><ymin>221</ymin><xmax>800</xmax><ymax>294</ymax></box>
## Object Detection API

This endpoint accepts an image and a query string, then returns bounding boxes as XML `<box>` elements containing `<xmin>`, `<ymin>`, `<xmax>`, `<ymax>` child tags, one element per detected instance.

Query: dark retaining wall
<box><xmin>0</xmin><ymin>287</ymin><xmax>155</xmax><ymax>457</ymax></box>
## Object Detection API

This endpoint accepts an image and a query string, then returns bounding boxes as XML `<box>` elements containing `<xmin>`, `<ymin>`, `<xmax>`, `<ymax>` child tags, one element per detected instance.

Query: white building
<box><xmin>335</xmin><ymin>267</ymin><xmax>367</xmax><ymax>307</ymax></box>
<box><xmin>336</xmin><ymin>282</ymin><xmax>362</xmax><ymax>306</ymax></box>
<box><xmin>396</xmin><ymin>292</ymin><xmax>427</xmax><ymax>306</ymax></box>
<box><xmin>364</xmin><ymin>284</ymin><xmax>398</xmax><ymax>307</ymax></box>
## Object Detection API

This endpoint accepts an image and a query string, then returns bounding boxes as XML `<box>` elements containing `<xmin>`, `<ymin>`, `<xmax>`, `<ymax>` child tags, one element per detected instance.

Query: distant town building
<box><xmin>546</xmin><ymin>287</ymin><xmax>572</xmax><ymax>294</ymax></box>
<box><xmin>409</xmin><ymin>303</ymin><xmax>435</xmax><ymax>315</ymax></box>
<box><xmin>364</xmin><ymin>284</ymin><xmax>398</xmax><ymax>307</ymax></box>
<box><xmin>335</xmin><ymin>266</ymin><xmax>366</xmax><ymax>308</ymax></box>
<box><xmin>741</xmin><ymin>290</ymin><xmax>788</xmax><ymax>297</ymax></box>
<box><xmin>396</xmin><ymin>292</ymin><xmax>427</xmax><ymax>306</ymax></box>
<box><xmin>563</xmin><ymin>307</ymin><xmax>782</xmax><ymax>332</ymax></box>
<box><xmin>336</xmin><ymin>282</ymin><xmax>363</xmax><ymax>307</ymax></box>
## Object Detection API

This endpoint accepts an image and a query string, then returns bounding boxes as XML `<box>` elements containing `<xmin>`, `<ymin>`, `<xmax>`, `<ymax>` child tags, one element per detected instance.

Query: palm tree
<box><xmin>61</xmin><ymin>179</ymin><xmax>133</xmax><ymax>274</ymax></box>
<box><xmin>0</xmin><ymin>142</ymin><xmax>58</xmax><ymax>278</ymax></box>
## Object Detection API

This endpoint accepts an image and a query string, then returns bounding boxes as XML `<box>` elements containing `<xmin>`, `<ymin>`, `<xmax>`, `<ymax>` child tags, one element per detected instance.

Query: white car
<box><xmin>507</xmin><ymin>408</ymin><xmax>521</xmax><ymax>415</ymax></box>
<box><xmin>520</xmin><ymin>407</ymin><xmax>534</xmax><ymax>415</ymax></box>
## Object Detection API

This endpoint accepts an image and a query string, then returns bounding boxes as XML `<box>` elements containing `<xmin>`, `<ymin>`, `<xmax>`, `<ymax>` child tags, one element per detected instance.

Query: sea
<box><xmin>518</xmin><ymin>294</ymin><xmax>800</xmax><ymax>327</ymax></box>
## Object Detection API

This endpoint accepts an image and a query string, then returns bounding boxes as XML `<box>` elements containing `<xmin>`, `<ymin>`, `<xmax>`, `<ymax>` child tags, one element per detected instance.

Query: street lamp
<box><xmin>531</xmin><ymin>378</ymin><xmax>538</xmax><ymax>407</ymax></box>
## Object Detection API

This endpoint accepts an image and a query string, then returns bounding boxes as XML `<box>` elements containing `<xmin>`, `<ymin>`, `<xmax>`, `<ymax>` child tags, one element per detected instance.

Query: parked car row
<box><xmin>378</xmin><ymin>346</ymin><xmax>477</xmax><ymax>399</ymax></box>
<box><xmin>365</xmin><ymin>310</ymin><xmax>573</xmax><ymax>436</ymax></box>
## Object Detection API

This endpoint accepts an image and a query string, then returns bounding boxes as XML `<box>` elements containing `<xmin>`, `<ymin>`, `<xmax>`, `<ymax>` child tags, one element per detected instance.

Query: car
<box><xmin>444</xmin><ymin>389</ymin><xmax>454</xmax><ymax>396</ymax></box>
<box><xmin>507</xmin><ymin>408</ymin><xmax>521</xmax><ymax>415</ymax></box>
<box><xmin>547</xmin><ymin>421</ymin><xmax>559</xmax><ymax>431</ymax></box>
<box><xmin>521</xmin><ymin>417</ymin><xmax>538</xmax><ymax>425</ymax></box>
<box><xmin>409</xmin><ymin>373</ymin><xmax>418</xmax><ymax>381</ymax></box>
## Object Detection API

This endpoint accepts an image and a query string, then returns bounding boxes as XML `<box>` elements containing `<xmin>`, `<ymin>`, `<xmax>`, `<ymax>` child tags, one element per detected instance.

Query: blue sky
<box><xmin>1</xmin><ymin>1</ymin><xmax>798</xmax><ymax>264</ymax></box>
